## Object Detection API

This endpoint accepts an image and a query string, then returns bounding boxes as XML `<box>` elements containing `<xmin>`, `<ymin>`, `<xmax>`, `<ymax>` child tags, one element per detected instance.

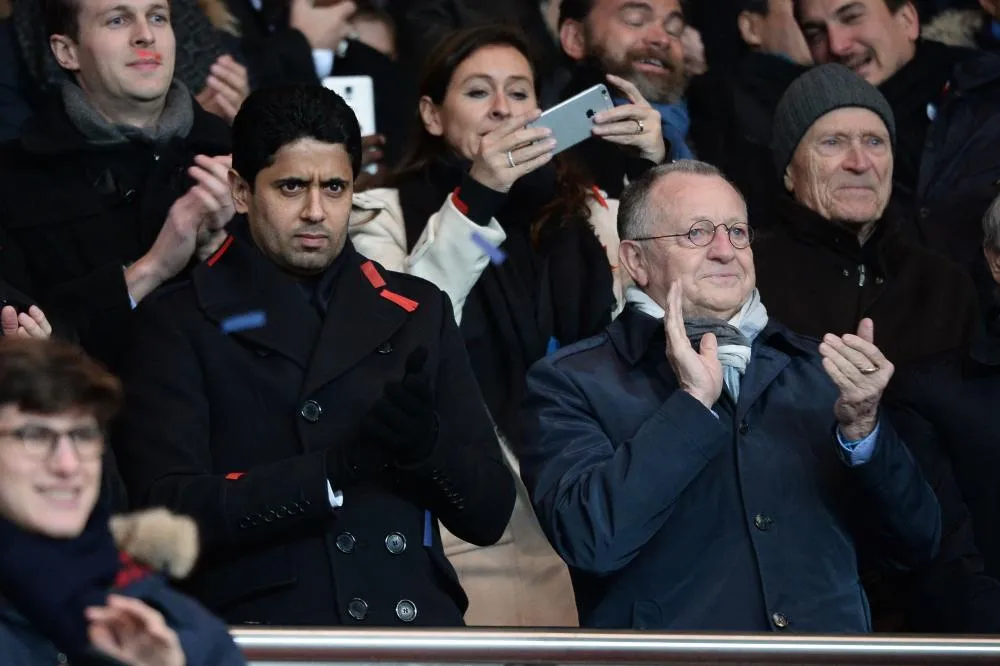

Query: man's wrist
<box><xmin>838</xmin><ymin>417</ymin><xmax>877</xmax><ymax>443</ymax></box>
<box><xmin>124</xmin><ymin>255</ymin><xmax>165</xmax><ymax>305</ymax></box>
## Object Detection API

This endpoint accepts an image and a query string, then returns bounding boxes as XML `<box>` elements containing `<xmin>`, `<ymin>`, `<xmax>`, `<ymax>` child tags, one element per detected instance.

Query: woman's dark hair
<box><xmin>376</xmin><ymin>24</ymin><xmax>594</xmax><ymax>245</ymax></box>
<box><xmin>0</xmin><ymin>338</ymin><xmax>121</xmax><ymax>427</ymax></box>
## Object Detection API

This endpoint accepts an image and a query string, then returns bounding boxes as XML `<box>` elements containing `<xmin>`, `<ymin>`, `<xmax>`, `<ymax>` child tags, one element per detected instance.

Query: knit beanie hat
<box><xmin>771</xmin><ymin>63</ymin><xmax>896</xmax><ymax>175</ymax></box>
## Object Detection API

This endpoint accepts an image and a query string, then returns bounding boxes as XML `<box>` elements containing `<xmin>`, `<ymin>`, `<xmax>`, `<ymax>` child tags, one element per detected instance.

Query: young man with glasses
<box><xmin>519</xmin><ymin>158</ymin><xmax>941</xmax><ymax>631</ymax></box>
<box><xmin>0</xmin><ymin>338</ymin><xmax>243</xmax><ymax>665</ymax></box>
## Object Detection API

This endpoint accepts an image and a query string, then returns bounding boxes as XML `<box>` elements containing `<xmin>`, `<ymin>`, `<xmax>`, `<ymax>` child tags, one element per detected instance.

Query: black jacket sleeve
<box><xmin>395</xmin><ymin>293</ymin><xmax>516</xmax><ymax>547</ymax></box>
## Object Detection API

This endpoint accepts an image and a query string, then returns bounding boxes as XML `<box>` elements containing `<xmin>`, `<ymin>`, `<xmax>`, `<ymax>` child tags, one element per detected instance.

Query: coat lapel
<box><xmin>736</xmin><ymin>343</ymin><xmax>789</xmax><ymax>421</ymax></box>
<box><xmin>193</xmin><ymin>230</ymin><xmax>321</xmax><ymax>369</ymax></box>
<box><xmin>301</xmin><ymin>252</ymin><xmax>411</xmax><ymax>398</ymax></box>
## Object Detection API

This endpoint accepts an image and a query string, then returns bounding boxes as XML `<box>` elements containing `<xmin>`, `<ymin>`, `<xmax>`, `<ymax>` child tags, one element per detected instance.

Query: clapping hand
<box><xmin>819</xmin><ymin>318</ymin><xmax>893</xmax><ymax>441</ymax></box>
<box><xmin>663</xmin><ymin>281</ymin><xmax>722</xmax><ymax>409</ymax></box>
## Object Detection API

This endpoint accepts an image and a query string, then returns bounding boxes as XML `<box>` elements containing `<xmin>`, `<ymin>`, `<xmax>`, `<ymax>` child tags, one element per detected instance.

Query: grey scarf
<box><xmin>626</xmin><ymin>286</ymin><xmax>770</xmax><ymax>400</ymax></box>
<box><xmin>60</xmin><ymin>80</ymin><xmax>195</xmax><ymax>146</ymax></box>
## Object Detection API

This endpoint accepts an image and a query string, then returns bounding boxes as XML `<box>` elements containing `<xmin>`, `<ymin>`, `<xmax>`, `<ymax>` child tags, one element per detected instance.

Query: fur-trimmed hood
<box><xmin>922</xmin><ymin>9</ymin><xmax>985</xmax><ymax>49</ymax></box>
<box><xmin>110</xmin><ymin>509</ymin><xmax>199</xmax><ymax>579</ymax></box>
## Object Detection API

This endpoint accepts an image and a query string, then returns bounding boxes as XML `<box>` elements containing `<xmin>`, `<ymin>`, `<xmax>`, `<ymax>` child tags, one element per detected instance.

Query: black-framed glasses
<box><xmin>0</xmin><ymin>425</ymin><xmax>105</xmax><ymax>460</ymax></box>
<box><xmin>631</xmin><ymin>220</ymin><xmax>754</xmax><ymax>249</ymax></box>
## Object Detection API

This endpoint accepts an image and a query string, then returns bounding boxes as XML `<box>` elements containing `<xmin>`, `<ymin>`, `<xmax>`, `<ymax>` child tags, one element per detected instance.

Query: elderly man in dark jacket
<box><xmin>754</xmin><ymin>64</ymin><xmax>978</xmax><ymax>368</ymax></box>
<box><xmin>0</xmin><ymin>0</ymin><xmax>234</xmax><ymax>372</ymax></box>
<box><xmin>520</xmin><ymin>158</ymin><xmax>940</xmax><ymax>632</ymax></box>
<box><xmin>117</xmin><ymin>84</ymin><xmax>516</xmax><ymax>627</ymax></box>
<box><xmin>796</xmin><ymin>0</ymin><xmax>1000</xmax><ymax>311</ymax></box>
<box><xmin>756</xmin><ymin>64</ymin><xmax>1000</xmax><ymax>633</ymax></box>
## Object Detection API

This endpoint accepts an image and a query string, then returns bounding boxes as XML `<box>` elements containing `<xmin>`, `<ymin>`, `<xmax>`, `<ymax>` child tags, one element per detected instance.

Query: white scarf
<box><xmin>625</xmin><ymin>286</ymin><xmax>770</xmax><ymax>400</ymax></box>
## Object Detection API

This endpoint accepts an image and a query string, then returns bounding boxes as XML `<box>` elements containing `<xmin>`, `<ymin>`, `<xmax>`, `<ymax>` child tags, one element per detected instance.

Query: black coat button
<box><xmin>772</xmin><ymin>612</ymin><xmax>789</xmax><ymax>629</ymax></box>
<box><xmin>300</xmin><ymin>400</ymin><xmax>322</xmax><ymax>423</ymax></box>
<box><xmin>395</xmin><ymin>599</ymin><xmax>417</xmax><ymax>622</ymax></box>
<box><xmin>385</xmin><ymin>532</ymin><xmax>407</xmax><ymax>555</ymax></box>
<box><xmin>753</xmin><ymin>514</ymin><xmax>773</xmax><ymax>531</ymax></box>
<box><xmin>347</xmin><ymin>598</ymin><xmax>368</xmax><ymax>621</ymax></box>
<box><xmin>377</xmin><ymin>341</ymin><xmax>393</xmax><ymax>354</ymax></box>
<box><xmin>738</xmin><ymin>422</ymin><xmax>750</xmax><ymax>435</ymax></box>
<box><xmin>336</xmin><ymin>532</ymin><xmax>356</xmax><ymax>554</ymax></box>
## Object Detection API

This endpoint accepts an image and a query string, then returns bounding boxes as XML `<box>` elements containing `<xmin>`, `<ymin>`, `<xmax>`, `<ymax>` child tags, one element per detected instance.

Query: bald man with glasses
<box><xmin>519</xmin><ymin>159</ymin><xmax>940</xmax><ymax>632</ymax></box>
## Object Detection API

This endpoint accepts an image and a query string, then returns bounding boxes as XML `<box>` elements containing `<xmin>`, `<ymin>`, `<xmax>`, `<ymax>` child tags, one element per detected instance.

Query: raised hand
<box><xmin>86</xmin><ymin>595</ymin><xmax>185</xmax><ymax>666</ymax></box>
<box><xmin>289</xmin><ymin>0</ymin><xmax>357</xmax><ymax>51</ymax></box>
<box><xmin>819</xmin><ymin>318</ymin><xmax>894</xmax><ymax>441</ymax></box>
<box><xmin>195</xmin><ymin>56</ymin><xmax>249</xmax><ymax>125</ymax></box>
<box><xmin>467</xmin><ymin>110</ymin><xmax>555</xmax><ymax>193</ymax></box>
<box><xmin>663</xmin><ymin>281</ymin><xmax>722</xmax><ymax>409</ymax></box>
<box><xmin>591</xmin><ymin>74</ymin><xmax>667</xmax><ymax>164</ymax></box>
<box><xmin>1</xmin><ymin>305</ymin><xmax>52</xmax><ymax>339</ymax></box>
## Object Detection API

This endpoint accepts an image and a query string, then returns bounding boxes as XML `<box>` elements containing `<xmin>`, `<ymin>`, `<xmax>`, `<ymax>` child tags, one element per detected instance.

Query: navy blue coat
<box><xmin>520</xmin><ymin>306</ymin><xmax>941</xmax><ymax>631</ymax></box>
<box><xmin>0</xmin><ymin>571</ymin><xmax>244</xmax><ymax>665</ymax></box>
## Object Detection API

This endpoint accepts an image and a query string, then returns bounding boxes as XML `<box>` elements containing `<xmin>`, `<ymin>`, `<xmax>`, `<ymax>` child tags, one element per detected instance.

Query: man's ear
<box><xmin>619</xmin><ymin>240</ymin><xmax>650</xmax><ymax>289</ymax></box>
<box><xmin>783</xmin><ymin>167</ymin><xmax>794</xmax><ymax>194</ymax></box>
<box><xmin>896</xmin><ymin>1</ymin><xmax>921</xmax><ymax>41</ymax></box>
<box><xmin>737</xmin><ymin>11</ymin><xmax>763</xmax><ymax>49</ymax></box>
<box><xmin>49</xmin><ymin>34</ymin><xmax>81</xmax><ymax>72</ymax></box>
<box><xmin>229</xmin><ymin>170</ymin><xmax>251</xmax><ymax>214</ymax></box>
<box><xmin>418</xmin><ymin>96</ymin><xmax>444</xmax><ymax>137</ymax></box>
<box><xmin>560</xmin><ymin>18</ymin><xmax>587</xmax><ymax>61</ymax></box>
<box><xmin>985</xmin><ymin>243</ymin><xmax>1000</xmax><ymax>286</ymax></box>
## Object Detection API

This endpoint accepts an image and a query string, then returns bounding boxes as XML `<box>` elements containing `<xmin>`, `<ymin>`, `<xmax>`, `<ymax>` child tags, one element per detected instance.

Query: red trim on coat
<box><xmin>206</xmin><ymin>235</ymin><xmax>234</xmax><ymax>267</ymax></box>
<box><xmin>450</xmin><ymin>188</ymin><xmax>469</xmax><ymax>215</ymax></box>
<box><xmin>590</xmin><ymin>185</ymin><xmax>609</xmax><ymax>209</ymax></box>
<box><xmin>360</xmin><ymin>260</ymin><xmax>387</xmax><ymax>289</ymax></box>
<box><xmin>114</xmin><ymin>552</ymin><xmax>153</xmax><ymax>589</ymax></box>
<box><xmin>225</xmin><ymin>472</ymin><xmax>245</xmax><ymax>480</ymax></box>
<box><xmin>380</xmin><ymin>289</ymin><xmax>419</xmax><ymax>312</ymax></box>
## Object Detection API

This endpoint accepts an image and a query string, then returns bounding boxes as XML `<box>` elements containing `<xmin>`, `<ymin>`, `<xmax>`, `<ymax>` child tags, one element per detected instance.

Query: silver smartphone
<box><xmin>527</xmin><ymin>84</ymin><xmax>615</xmax><ymax>155</ymax></box>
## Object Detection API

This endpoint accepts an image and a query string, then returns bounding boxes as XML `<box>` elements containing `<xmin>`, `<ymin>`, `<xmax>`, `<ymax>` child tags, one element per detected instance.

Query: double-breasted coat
<box><xmin>116</xmin><ymin>222</ymin><xmax>516</xmax><ymax>626</ymax></box>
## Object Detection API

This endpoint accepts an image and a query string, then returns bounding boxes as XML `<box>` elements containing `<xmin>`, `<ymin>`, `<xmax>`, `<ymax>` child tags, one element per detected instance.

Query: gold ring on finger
<box><xmin>859</xmin><ymin>366</ymin><xmax>879</xmax><ymax>375</ymax></box>
<box><xmin>634</xmin><ymin>119</ymin><xmax>644</xmax><ymax>135</ymax></box>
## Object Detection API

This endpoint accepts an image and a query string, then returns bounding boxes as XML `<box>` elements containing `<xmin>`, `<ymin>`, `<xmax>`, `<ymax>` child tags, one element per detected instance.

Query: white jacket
<box><xmin>349</xmin><ymin>187</ymin><xmax>627</xmax><ymax>324</ymax></box>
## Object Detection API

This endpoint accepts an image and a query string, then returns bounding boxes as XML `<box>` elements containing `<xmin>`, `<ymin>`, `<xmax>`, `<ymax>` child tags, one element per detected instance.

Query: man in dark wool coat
<box><xmin>116</xmin><ymin>83</ymin><xmax>516</xmax><ymax>627</ymax></box>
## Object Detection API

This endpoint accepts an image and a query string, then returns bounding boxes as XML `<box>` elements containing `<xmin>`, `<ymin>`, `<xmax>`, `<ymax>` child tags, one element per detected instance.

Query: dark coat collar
<box><xmin>192</xmin><ymin>220</ymin><xmax>411</xmax><ymax>397</ymax></box>
<box><xmin>771</xmin><ymin>194</ymin><xmax>905</xmax><ymax>269</ymax></box>
<box><xmin>607</xmin><ymin>303</ymin><xmax>818</xmax><ymax>419</ymax></box>
<box><xmin>16</xmin><ymin>92</ymin><xmax>230</xmax><ymax>156</ymax></box>
<box><xmin>608</xmin><ymin>303</ymin><xmax>817</xmax><ymax>367</ymax></box>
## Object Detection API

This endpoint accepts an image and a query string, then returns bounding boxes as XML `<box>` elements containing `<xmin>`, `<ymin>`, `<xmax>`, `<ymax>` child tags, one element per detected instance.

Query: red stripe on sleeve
<box><xmin>360</xmin><ymin>260</ymin><xmax>387</xmax><ymax>289</ymax></box>
<box><xmin>380</xmin><ymin>289</ymin><xmax>419</xmax><ymax>312</ymax></box>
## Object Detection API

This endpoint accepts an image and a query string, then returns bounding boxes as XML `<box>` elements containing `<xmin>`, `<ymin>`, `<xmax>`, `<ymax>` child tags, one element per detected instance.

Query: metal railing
<box><xmin>233</xmin><ymin>627</ymin><xmax>1000</xmax><ymax>664</ymax></box>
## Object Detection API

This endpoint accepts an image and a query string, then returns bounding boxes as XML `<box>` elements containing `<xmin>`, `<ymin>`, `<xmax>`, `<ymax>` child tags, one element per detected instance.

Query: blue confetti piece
<box><xmin>470</xmin><ymin>230</ymin><xmax>507</xmax><ymax>266</ymax></box>
<box><xmin>220</xmin><ymin>310</ymin><xmax>266</xmax><ymax>334</ymax></box>
<box><xmin>546</xmin><ymin>336</ymin><xmax>561</xmax><ymax>355</ymax></box>
<box><xmin>423</xmin><ymin>509</ymin><xmax>433</xmax><ymax>547</ymax></box>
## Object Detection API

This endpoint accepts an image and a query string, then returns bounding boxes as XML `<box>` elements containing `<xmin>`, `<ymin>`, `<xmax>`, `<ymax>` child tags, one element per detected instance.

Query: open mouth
<box><xmin>38</xmin><ymin>487</ymin><xmax>82</xmax><ymax>507</ymax></box>
<box><xmin>634</xmin><ymin>57</ymin><xmax>669</xmax><ymax>72</ymax></box>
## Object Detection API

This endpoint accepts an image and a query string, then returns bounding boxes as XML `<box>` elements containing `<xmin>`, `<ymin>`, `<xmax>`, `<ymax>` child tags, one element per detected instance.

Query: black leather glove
<box><xmin>361</xmin><ymin>346</ymin><xmax>438</xmax><ymax>464</ymax></box>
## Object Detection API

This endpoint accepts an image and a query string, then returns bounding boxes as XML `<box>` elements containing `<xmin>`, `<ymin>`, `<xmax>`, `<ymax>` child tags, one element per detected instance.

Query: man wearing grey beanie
<box><xmin>753</xmin><ymin>62</ymin><xmax>1000</xmax><ymax>634</ymax></box>
<box><xmin>754</xmin><ymin>62</ymin><xmax>977</xmax><ymax>369</ymax></box>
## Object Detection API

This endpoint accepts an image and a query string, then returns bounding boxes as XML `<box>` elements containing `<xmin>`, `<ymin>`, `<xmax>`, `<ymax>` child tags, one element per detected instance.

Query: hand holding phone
<box><xmin>468</xmin><ymin>110</ymin><xmax>555</xmax><ymax>194</ymax></box>
<box><xmin>589</xmin><ymin>74</ymin><xmax>667</xmax><ymax>164</ymax></box>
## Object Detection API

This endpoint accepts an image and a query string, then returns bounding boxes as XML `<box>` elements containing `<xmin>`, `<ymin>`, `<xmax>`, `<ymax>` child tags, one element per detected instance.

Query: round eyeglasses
<box><xmin>0</xmin><ymin>425</ymin><xmax>105</xmax><ymax>460</ymax></box>
<box><xmin>630</xmin><ymin>220</ymin><xmax>754</xmax><ymax>249</ymax></box>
